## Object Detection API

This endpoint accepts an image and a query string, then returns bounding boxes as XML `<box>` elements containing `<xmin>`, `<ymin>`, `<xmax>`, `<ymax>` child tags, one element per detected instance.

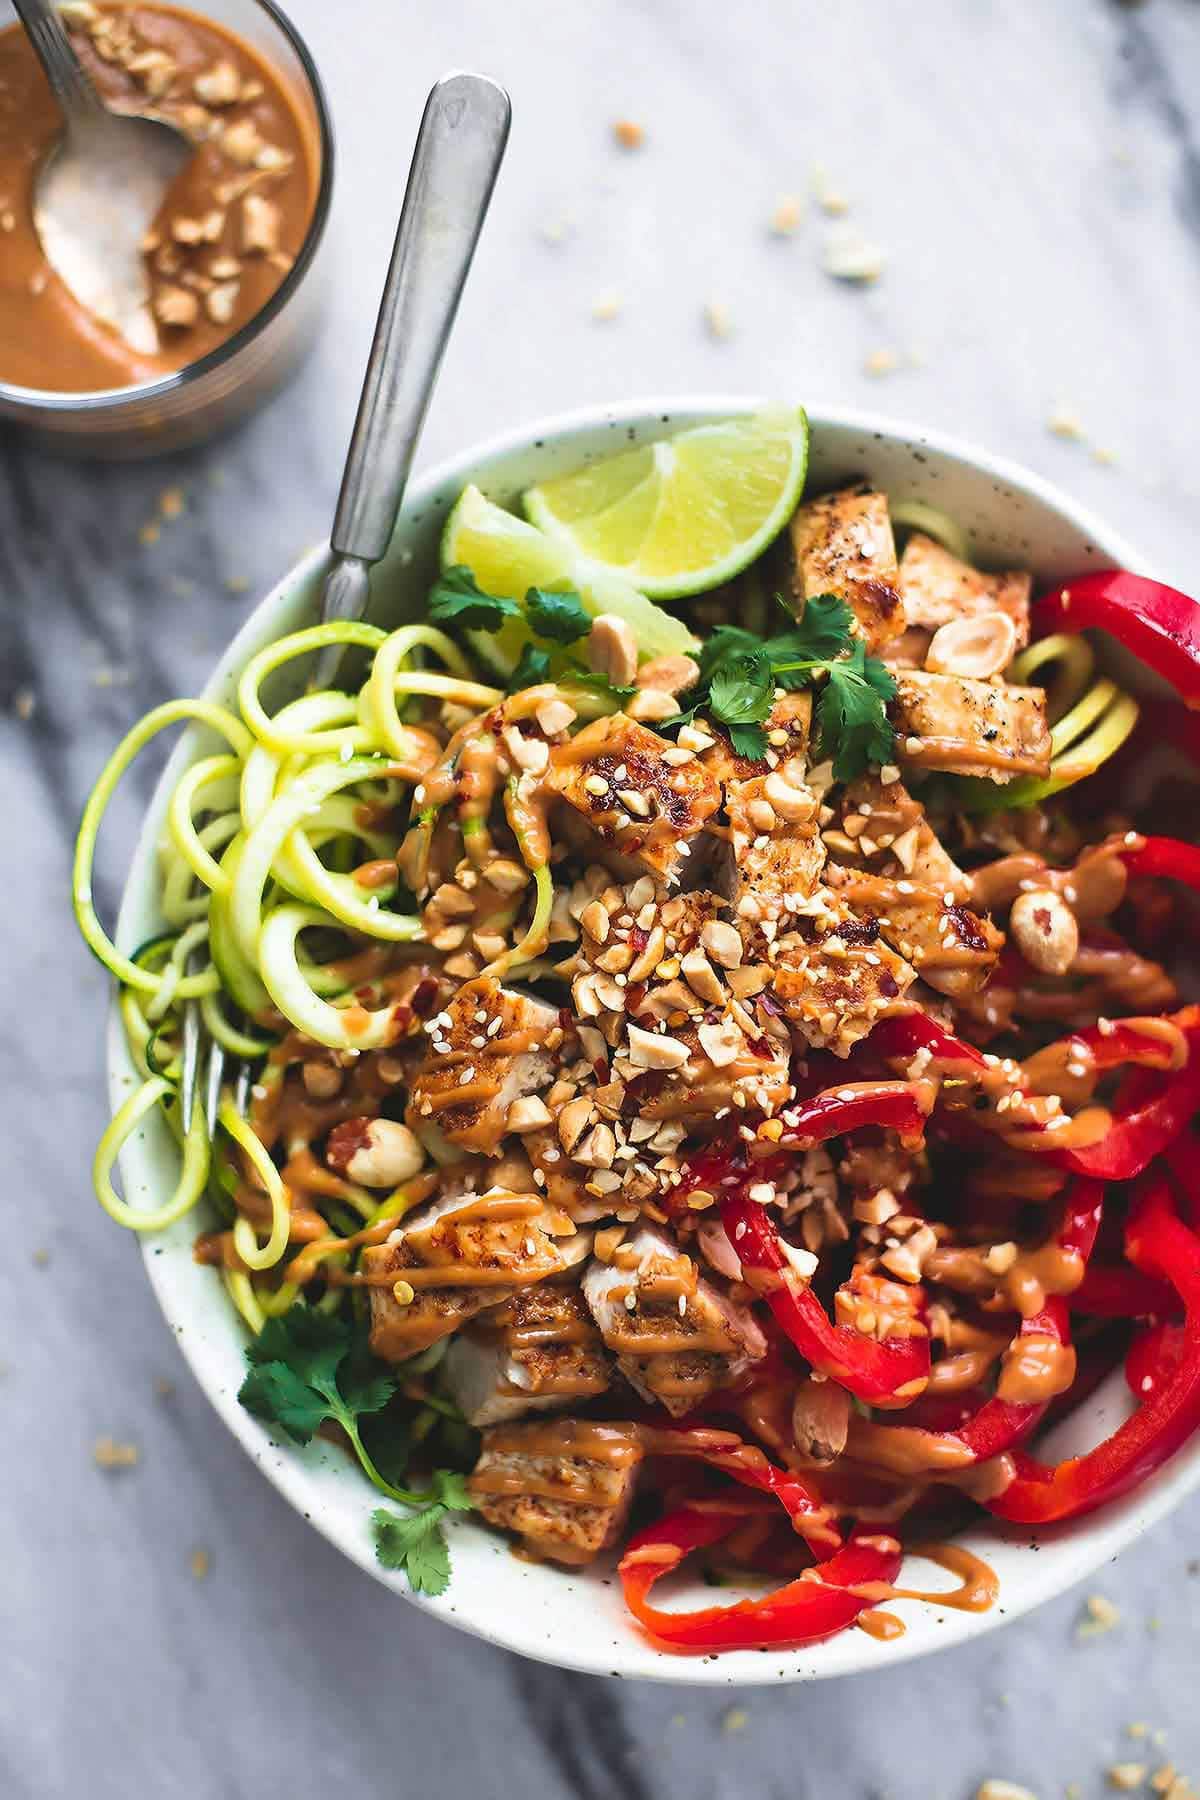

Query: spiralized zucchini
<box><xmin>75</xmin><ymin>614</ymin><xmax>574</xmax><ymax>1332</ymax></box>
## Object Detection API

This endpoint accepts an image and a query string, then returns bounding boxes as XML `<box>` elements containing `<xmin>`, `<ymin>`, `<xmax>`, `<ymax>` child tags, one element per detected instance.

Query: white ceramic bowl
<box><xmin>110</xmin><ymin>397</ymin><xmax>1199</xmax><ymax>1683</ymax></box>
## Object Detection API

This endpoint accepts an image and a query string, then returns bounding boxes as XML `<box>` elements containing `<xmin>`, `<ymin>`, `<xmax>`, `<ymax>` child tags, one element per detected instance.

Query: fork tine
<box><xmin>235</xmin><ymin>1061</ymin><xmax>253</xmax><ymax>1118</ymax></box>
<box><xmin>204</xmin><ymin>1038</ymin><xmax>226</xmax><ymax>1140</ymax></box>
<box><xmin>180</xmin><ymin>998</ymin><xmax>201</xmax><ymax>1132</ymax></box>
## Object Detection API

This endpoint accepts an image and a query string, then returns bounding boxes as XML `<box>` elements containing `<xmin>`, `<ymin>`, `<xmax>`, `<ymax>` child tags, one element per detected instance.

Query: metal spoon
<box><xmin>13</xmin><ymin>0</ymin><xmax>189</xmax><ymax>351</ymax></box>
<box><xmin>312</xmin><ymin>71</ymin><xmax>512</xmax><ymax>689</ymax></box>
<box><xmin>179</xmin><ymin>72</ymin><xmax>510</xmax><ymax>1131</ymax></box>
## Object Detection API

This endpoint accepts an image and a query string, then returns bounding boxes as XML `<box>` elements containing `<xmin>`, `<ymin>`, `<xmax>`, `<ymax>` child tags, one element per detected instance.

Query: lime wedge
<box><xmin>521</xmin><ymin>408</ymin><xmax>809</xmax><ymax>599</ymax></box>
<box><xmin>440</xmin><ymin>484</ymin><xmax>699</xmax><ymax>678</ymax></box>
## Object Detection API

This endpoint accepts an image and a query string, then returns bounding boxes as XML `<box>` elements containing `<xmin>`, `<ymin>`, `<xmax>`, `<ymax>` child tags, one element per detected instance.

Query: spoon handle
<box><xmin>11</xmin><ymin>0</ymin><xmax>108</xmax><ymax>128</ymax></box>
<box><xmin>328</xmin><ymin>71</ymin><xmax>511</xmax><ymax>573</ymax></box>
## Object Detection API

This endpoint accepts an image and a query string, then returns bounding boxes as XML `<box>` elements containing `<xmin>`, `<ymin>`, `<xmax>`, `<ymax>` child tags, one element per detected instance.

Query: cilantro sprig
<box><xmin>672</xmin><ymin>592</ymin><xmax>896</xmax><ymax>779</ymax></box>
<box><xmin>429</xmin><ymin>566</ymin><xmax>594</xmax><ymax>650</ymax></box>
<box><xmin>238</xmin><ymin>1305</ymin><xmax>474</xmax><ymax>1596</ymax></box>
<box><xmin>373</xmin><ymin>1471</ymin><xmax>474</xmax><ymax>1595</ymax></box>
<box><xmin>427</xmin><ymin>566</ymin><xmax>523</xmax><ymax>632</ymax></box>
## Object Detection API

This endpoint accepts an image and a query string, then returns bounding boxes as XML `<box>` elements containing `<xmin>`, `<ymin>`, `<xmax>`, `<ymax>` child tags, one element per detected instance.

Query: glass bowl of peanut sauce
<box><xmin>0</xmin><ymin>0</ymin><xmax>333</xmax><ymax>456</ymax></box>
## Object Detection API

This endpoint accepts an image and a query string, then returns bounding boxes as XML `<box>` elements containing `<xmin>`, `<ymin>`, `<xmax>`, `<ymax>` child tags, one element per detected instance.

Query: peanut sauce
<box><xmin>996</xmin><ymin>1330</ymin><xmax>1077</xmax><ymax>1404</ymax></box>
<box><xmin>968</xmin><ymin>836</ymin><xmax>1131</xmax><ymax>917</ymax></box>
<box><xmin>852</xmin><ymin>1542</ymin><xmax>1000</xmax><ymax>1634</ymax></box>
<box><xmin>480</xmin><ymin>1418</ymin><xmax>644</xmax><ymax>1467</ymax></box>
<box><xmin>0</xmin><ymin>3</ymin><xmax>319</xmax><ymax>391</ymax></box>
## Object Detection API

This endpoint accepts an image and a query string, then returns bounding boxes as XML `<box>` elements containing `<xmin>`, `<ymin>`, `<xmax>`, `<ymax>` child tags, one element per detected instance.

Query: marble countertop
<box><xmin>4</xmin><ymin>0</ymin><xmax>1200</xmax><ymax>1794</ymax></box>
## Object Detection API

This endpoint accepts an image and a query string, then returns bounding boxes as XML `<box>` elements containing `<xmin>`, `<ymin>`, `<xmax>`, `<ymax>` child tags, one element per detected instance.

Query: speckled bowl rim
<box><xmin>109</xmin><ymin>395</ymin><xmax>1200</xmax><ymax>1684</ymax></box>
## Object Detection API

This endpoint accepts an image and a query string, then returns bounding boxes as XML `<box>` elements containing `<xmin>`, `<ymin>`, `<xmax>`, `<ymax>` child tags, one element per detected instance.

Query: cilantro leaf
<box><xmin>524</xmin><ymin>586</ymin><xmax>591</xmax><ymax>644</ymax></box>
<box><xmin>238</xmin><ymin>1361</ymin><xmax>333</xmax><ymax>1444</ymax></box>
<box><xmin>785</xmin><ymin>591</ymin><xmax>856</xmax><ymax>661</ymax></box>
<box><xmin>560</xmin><ymin>663</ymin><xmax>637</xmax><ymax>705</ymax></box>
<box><xmin>246</xmin><ymin>1306</ymin><xmax>348</xmax><ymax>1391</ymax></box>
<box><xmin>708</xmin><ymin>647</ymin><xmax>773</xmax><ymax>726</ymax></box>
<box><xmin>726</xmin><ymin>722</ymin><xmax>769</xmax><ymax>761</ymax></box>
<box><xmin>696</xmin><ymin>623</ymin><xmax>765</xmax><ymax>687</ymax></box>
<box><xmin>372</xmin><ymin>1473</ymin><xmax>475</xmax><ymax>1597</ymax></box>
<box><xmin>431</xmin><ymin>1468</ymin><xmax>474</xmax><ymax>1513</ymax></box>
<box><xmin>238</xmin><ymin>1303</ymin><xmax>402</xmax><ymax>1488</ymax></box>
<box><xmin>339</xmin><ymin>1362</ymin><xmax>401</xmax><ymax>1420</ymax></box>
<box><xmin>664</xmin><ymin>584</ymin><xmax>897</xmax><ymax>780</ymax></box>
<box><xmin>506</xmin><ymin>643</ymin><xmax>552</xmax><ymax>692</ymax></box>
<box><xmin>816</xmin><ymin>641</ymin><xmax>897</xmax><ymax>780</ymax></box>
<box><xmin>373</xmin><ymin>1506</ymin><xmax>452</xmax><ymax>1595</ymax></box>
<box><xmin>428</xmin><ymin>566</ymin><xmax>523</xmax><ymax>632</ymax></box>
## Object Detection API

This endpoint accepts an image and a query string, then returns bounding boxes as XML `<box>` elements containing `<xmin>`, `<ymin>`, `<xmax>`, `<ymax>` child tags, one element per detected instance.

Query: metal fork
<box><xmin>179</xmin><ymin>71</ymin><xmax>511</xmax><ymax>1135</ymax></box>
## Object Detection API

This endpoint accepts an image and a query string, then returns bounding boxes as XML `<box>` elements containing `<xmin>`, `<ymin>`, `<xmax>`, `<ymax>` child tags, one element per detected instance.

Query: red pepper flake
<box><xmin>410</xmin><ymin>977</ymin><xmax>439</xmax><ymax>1018</ymax></box>
<box><xmin>630</xmin><ymin>925</ymin><xmax>649</xmax><ymax>953</ymax></box>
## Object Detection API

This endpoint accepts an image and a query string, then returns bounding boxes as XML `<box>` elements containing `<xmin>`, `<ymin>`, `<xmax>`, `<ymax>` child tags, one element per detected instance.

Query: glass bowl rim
<box><xmin>0</xmin><ymin>0</ymin><xmax>335</xmax><ymax>415</ymax></box>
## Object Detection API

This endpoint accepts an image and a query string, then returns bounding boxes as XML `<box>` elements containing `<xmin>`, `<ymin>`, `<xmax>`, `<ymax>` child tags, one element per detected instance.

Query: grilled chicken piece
<box><xmin>892</xmin><ymin>671</ymin><xmax>1051</xmax><ymax>783</ymax></box>
<box><xmin>408</xmin><ymin>976</ymin><xmax>561</xmax><ymax>1155</ymax></box>
<box><xmin>825</xmin><ymin>865</ymin><xmax>1002</xmax><ymax>999</ymax></box>
<box><xmin>786</xmin><ymin>487</ymin><xmax>904</xmax><ymax>653</ymax></box>
<box><xmin>716</xmin><ymin>768</ymin><xmax>826</xmax><ymax>948</ymax></box>
<box><xmin>899</xmin><ymin>533</ymin><xmax>1032</xmax><ymax>646</ymax></box>
<box><xmin>829</xmin><ymin>773</ymin><xmax>971</xmax><ymax>898</ymax></box>
<box><xmin>698</xmin><ymin>692</ymin><xmax>813</xmax><ymax>786</ymax></box>
<box><xmin>582</xmin><ymin>1227</ymin><xmax>767</xmax><ymax>1415</ymax></box>
<box><xmin>468</xmin><ymin>1417</ymin><xmax>644</xmax><ymax>1565</ymax></box>
<box><xmin>545</xmin><ymin>712</ymin><xmax>722</xmax><ymax>883</ymax></box>
<box><xmin>772</xmin><ymin>900</ymin><xmax>917</xmax><ymax>1055</ymax></box>
<box><xmin>363</xmin><ymin>1186</ymin><xmax>591</xmax><ymax>1360</ymax></box>
<box><xmin>445</xmin><ymin>1284</ymin><xmax>611</xmax><ymax>1427</ymax></box>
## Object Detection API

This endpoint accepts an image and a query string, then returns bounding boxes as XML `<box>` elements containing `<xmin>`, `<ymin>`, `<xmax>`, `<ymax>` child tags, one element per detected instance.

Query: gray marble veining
<box><xmin>3</xmin><ymin>1</ymin><xmax>1200</xmax><ymax>1795</ymax></box>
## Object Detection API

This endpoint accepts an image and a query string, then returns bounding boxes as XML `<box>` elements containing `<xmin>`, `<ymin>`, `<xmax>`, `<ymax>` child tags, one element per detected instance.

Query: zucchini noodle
<box><xmin>888</xmin><ymin>498</ymin><xmax>971</xmax><ymax>563</ymax></box>
<box><xmin>79</xmin><ymin>613</ymin><xmax>532</xmax><ymax>1298</ymax></box>
<box><xmin>221</xmin><ymin>1100</ymin><xmax>291</xmax><ymax>1271</ymax></box>
<box><xmin>93</xmin><ymin>1077</ymin><xmax>210</xmax><ymax>1230</ymax></box>
<box><xmin>258</xmin><ymin>904</ymin><xmax>407</xmax><ymax>1048</ymax></box>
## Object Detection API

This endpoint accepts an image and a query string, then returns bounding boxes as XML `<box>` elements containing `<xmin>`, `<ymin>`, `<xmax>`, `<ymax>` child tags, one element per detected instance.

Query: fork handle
<box><xmin>329</xmin><ymin>71</ymin><xmax>511</xmax><ymax>570</ymax></box>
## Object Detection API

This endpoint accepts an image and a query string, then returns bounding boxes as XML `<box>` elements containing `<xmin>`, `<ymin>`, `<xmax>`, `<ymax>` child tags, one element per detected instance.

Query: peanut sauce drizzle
<box><xmin>853</xmin><ymin>1543</ymin><xmax>1001</xmax><ymax>1639</ymax></box>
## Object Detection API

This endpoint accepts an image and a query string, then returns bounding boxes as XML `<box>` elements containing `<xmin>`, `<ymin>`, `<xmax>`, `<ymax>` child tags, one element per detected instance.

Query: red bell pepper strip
<box><xmin>846</xmin><ymin>1181</ymin><xmax>1103</xmax><ymax>1471</ymax></box>
<box><xmin>1071</xmin><ymin>1263</ymin><xmax>1177</xmax><ymax>1318</ymax></box>
<box><xmin>777</xmin><ymin>1084</ymin><xmax>930</xmax><ymax>1147</ymax></box>
<box><xmin>618</xmin><ymin>1509</ymin><xmax>902</xmax><ymax>1653</ymax></box>
<box><xmin>867</xmin><ymin>1011</ymin><xmax>987</xmax><ymax>1072</ymax></box>
<box><xmin>932</xmin><ymin>1179</ymin><xmax>1102</xmax><ymax>1461</ymax></box>
<box><xmin>1034</xmin><ymin>571</ymin><xmax>1200</xmax><ymax>708</ymax></box>
<box><xmin>1051</xmin><ymin>1036</ymin><xmax>1200</xmax><ymax>1179</ymax></box>
<box><xmin>987</xmin><ymin>1175</ymin><xmax>1200</xmax><ymax>1524</ymax></box>
<box><xmin>721</xmin><ymin>1189</ymin><xmax>930</xmax><ymax>1407</ymax></box>
<box><xmin>1126</xmin><ymin>1320</ymin><xmax>1187</xmax><ymax>1404</ymax></box>
<box><xmin>1120</xmin><ymin>835</ymin><xmax>1200</xmax><ymax>891</ymax></box>
<box><xmin>667</xmin><ymin>1082</ymin><xmax>930</xmax><ymax>1220</ymax></box>
<box><xmin>1068</xmin><ymin>1013</ymin><xmax>1190</xmax><ymax>1076</ymax></box>
<box><xmin>637</xmin><ymin>1425</ymin><xmax>840</xmax><ymax>1552</ymax></box>
<box><xmin>1037</xmin><ymin>1004</ymin><xmax>1200</xmax><ymax>1181</ymax></box>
